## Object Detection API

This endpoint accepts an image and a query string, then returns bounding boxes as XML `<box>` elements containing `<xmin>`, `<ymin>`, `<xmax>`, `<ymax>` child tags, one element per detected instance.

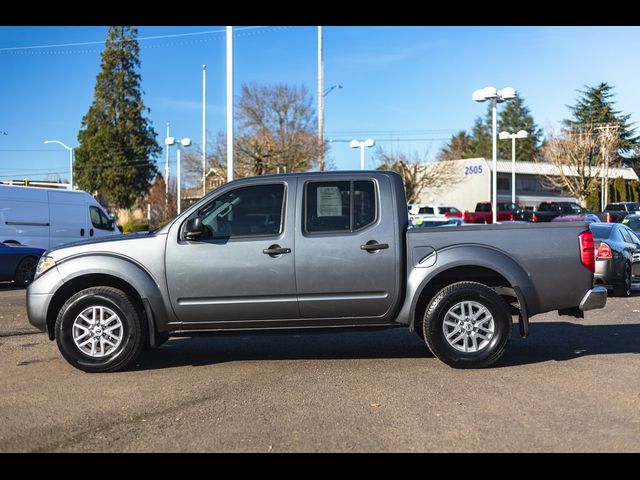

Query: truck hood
<box><xmin>46</xmin><ymin>231</ymin><xmax>164</xmax><ymax>260</ymax></box>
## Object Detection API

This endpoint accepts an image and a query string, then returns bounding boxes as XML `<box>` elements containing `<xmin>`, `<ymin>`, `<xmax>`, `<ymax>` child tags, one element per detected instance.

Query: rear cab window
<box><xmin>304</xmin><ymin>180</ymin><xmax>377</xmax><ymax>233</ymax></box>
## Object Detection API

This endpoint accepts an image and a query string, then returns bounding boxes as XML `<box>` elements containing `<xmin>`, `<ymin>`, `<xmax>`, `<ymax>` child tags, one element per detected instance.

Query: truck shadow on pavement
<box><xmin>133</xmin><ymin>321</ymin><xmax>640</xmax><ymax>371</ymax></box>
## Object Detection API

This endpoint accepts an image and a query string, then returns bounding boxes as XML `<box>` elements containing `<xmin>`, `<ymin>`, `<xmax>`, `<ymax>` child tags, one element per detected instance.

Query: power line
<box><xmin>326</xmin><ymin>129</ymin><xmax>460</xmax><ymax>135</ymax></box>
<box><xmin>0</xmin><ymin>26</ymin><xmax>265</xmax><ymax>52</ymax></box>
<box><xmin>329</xmin><ymin>137</ymin><xmax>451</xmax><ymax>143</ymax></box>
<box><xmin>0</xmin><ymin>26</ymin><xmax>294</xmax><ymax>55</ymax></box>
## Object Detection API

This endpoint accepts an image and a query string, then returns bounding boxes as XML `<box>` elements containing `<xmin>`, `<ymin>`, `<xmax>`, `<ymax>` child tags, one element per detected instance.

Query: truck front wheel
<box><xmin>423</xmin><ymin>282</ymin><xmax>512</xmax><ymax>368</ymax></box>
<box><xmin>54</xmin><ymin>287</ymin><xmax>147</xmax><ymax>373</ymax></box>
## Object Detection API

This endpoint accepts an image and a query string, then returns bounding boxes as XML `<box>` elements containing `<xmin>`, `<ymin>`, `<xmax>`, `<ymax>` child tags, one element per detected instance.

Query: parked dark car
<box><xmin>589</xmin><ymin>223</ymin><xmax>640</xmax><ymax>297</ymax></box>
<box><xmin>0</xmin><ymin>242</ymin><xmax>45</xmax><ymax>287</ymax></box>
<box><xmin>596</xmin><ymin>202</ymin><xmax>640</xmax><ymax>223</ymax></box>
<box><xmin>517</xmin><ymin>201</ymin><xmax>588</xmax><ymax>222</ymax></box>
<box><xmin>621</xmin><ymin>214</ymin><xmax>640</xmax><ymax>234</ymax></box>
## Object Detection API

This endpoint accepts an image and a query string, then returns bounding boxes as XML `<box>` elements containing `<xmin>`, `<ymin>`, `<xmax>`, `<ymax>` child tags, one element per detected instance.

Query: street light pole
<box><xmin>349</xmin><ymin>138</ymin><xmax>375</xmax><ymax>170</ymax></box>
<box><xmin>318</xmin><ymin>26</ymin><xmax>324</xmax><ymax>171</ymax></box>
<box><xmin>473</xmin><ymin>86</ymin><xmax>517</xmax><ymax>223</ymax></box>
<box><xmin>165</xmin><ymin>122</ymin><xmax>170</xmax><ymax>206</ymax></box>
<box><xmin>499</xmin><ymin>129</ymin><xmax>528</xmax><ymax>204</ymax></box>
<box><xmin>202</xmin><ymin>64</ymin><xmax>207</xmax><ymax>196</ymax></box>
<box><xmin>165</xmin><ymin>136</ymin><xmax>192</xmax><ymax>215</ymax></box>
<box><xmin>44</xmin><ymin>140</ymin><xmax>74</xmax><ymax>190</ymax></box>
<box><xmin>491</xmin><ymin>99</ymin><xmax>497</xmax><ymax>218</ymax></box>
<box><xmin>226</xmin><ymin>26</ymin><xmax>234</xmax><ymax>183</ymax></box>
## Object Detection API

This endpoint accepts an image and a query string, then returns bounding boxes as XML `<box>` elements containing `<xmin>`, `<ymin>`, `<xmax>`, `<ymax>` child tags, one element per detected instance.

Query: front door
<box><xmin>165</xmin><ymin>179</ymin><xmax>298</xmax><ymax>325</ymax></box>
<box><xmin>294</xmin><ymin>176</ymin><xmax>398</xmax><ymax>321</ymax></box>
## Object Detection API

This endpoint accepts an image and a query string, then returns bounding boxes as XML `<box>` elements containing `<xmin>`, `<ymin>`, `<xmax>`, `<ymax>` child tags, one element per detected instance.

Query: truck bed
<box><xmin>406</xmin><ymin>222</ymin><xmax>594</xmax><ymax>316</ymax></box>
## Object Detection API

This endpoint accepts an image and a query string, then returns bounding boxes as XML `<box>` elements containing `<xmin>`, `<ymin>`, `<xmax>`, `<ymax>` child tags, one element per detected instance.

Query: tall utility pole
<box><xmin>165</xmin><ymin>122</ymin><xmax>170</xmax><ymax>206</ymax></box>
<box><xmin>226</xmin><ymin>26</ymin><xmax>234</xmax><ymax>183</ymax></box>
<box><xmin>202</xmin><ymin>64</ymin><xmax>207</xmax><ymax>196</ymax></box>
<box><xmin>317</xmin><ymin>26</ymin><xmax>325</xmax><ymax>171</ymax></box>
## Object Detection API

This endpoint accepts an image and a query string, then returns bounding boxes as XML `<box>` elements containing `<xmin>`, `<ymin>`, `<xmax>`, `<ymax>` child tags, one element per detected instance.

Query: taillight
<box><xmin>606</xmin><ymin>212</ymin><xmax>612</xmax><ymax>223</ymax></box>
<box><xmin>532</xmin><ymin>212</ymin><xmax>538</xmax><ymax>222</ymax></box>
<box><xmin>596</xmin><ymin>242</ymin><xmax>613</xmax><ymax>260</ymax></box>
<box><xmin>579</xmin><ymin>231</ymin><xmax>595</xmax><ymax>272</ymax></box>
<box><xmin>509</xmin><ymin>213</ymin><xmax>514</xmax><ymax>221</ymax></box>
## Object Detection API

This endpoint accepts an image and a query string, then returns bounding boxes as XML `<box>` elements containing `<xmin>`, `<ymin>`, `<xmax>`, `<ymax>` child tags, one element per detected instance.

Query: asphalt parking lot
<box><xmin>0</xmin><ymin>283</ymin><xmax>638</xmax><ymax>452</ymax></box>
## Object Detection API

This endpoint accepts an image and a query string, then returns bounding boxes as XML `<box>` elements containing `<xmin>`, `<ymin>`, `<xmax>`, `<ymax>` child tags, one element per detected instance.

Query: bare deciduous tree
<box><xmin>375</xmin><ymin>148</ymin><xmax>463</xmax><ymax>204</ymax></box>
<box><xmin>233</xmin><ymin>83</ymin><xmax>321</xmax><ymax>175</ymax></box>
<box><xmin>140</xmin><ymin>174</ymin><xmax>176</xmax><ymax>224</ymax></box>
<box><xmin>539</xmin><ymin>124</ymin><xmax>620</xmax><ymax>207</ymax></box>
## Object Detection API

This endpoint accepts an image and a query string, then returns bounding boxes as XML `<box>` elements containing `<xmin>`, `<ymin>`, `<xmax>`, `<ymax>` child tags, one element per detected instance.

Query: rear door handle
<box><xmin>263</xmin><ymin>245</ymin><xmax>292</xmax><ymax>255</ymax></box>
<box><xmin>360</xmin><ymin>242</ymin><xmax>389</xmax><ymax>251</ymax></box>
<box><xmin>80</xmin><ymin>228</ymin><xmax>84</xmax><ymax>236</ymax></box>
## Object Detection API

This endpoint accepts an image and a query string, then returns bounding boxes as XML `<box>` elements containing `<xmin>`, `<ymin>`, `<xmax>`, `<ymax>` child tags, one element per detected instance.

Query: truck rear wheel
<box><xmin>54</xmin><ymin>287</ymin><xmax>146</xmax><ymax>373</ymax></box>
<box><xmin>423</xmin><ymin>282</ymin><xmax>512</xmax><ymax>368</ymax></box>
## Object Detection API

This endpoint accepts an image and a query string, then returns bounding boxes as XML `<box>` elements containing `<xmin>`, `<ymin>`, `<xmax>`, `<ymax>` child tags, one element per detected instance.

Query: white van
<box><xmin>0</xmin><ymin>185</ymin><xmax>121</xmax><ymax>250</ymax></box>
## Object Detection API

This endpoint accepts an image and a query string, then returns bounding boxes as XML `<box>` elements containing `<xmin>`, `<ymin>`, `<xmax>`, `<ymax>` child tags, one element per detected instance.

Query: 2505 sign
<box><xmin>464</xmin><ymin>165</ymin><xmax>483</xmax><ymax>175</ymax></box>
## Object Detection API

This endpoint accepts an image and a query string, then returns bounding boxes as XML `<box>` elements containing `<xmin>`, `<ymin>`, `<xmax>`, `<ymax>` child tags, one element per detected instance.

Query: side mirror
<box><xmin>185</xmin><ymin>217</ymin><xmax>204</xmax><ymax>240</ymax></box>
<box><xmin>107</xmin><ymin>219</ymin><xmax>115</xmax><ymax>230</ymax></box>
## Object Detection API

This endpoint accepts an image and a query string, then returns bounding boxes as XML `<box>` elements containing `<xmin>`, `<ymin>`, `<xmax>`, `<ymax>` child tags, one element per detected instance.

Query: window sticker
<box><xmin>317</xmin><ymin>186</ymin><xmax>342</xmax><ymax>217</ymax></box>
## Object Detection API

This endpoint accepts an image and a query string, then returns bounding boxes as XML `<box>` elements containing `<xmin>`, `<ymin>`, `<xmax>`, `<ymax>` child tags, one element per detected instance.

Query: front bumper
<box><xmin>579</xmin><ymin>286</ymin><xmax>608</xmax><ymax>311</ymax></box>
<box><xmin>26</xmin><ymin>266</ymin><xmax>64</xmax><ymax>335</ymax></box>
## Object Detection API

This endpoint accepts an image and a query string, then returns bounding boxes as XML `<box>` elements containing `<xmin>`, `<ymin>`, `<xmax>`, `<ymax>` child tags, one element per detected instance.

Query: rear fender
<box><xmin>397</xmin><ymin>245</ymin><xmax>539</xmax><ymax>331</ymax></box>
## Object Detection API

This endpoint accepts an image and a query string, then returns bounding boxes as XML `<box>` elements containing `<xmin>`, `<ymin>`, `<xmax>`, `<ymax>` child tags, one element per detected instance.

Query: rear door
<box><xmin>294</xmin><ymin>175</ymin><xmax>398</xmax><ymax>321</ymax></box>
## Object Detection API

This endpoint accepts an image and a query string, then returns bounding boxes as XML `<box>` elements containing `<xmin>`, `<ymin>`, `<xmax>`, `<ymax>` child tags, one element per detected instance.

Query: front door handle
<box><xmin>90</xmin><ymin>228</ymin><xmax>94</xmax><ymax>237</ymax></box>
<box><xmin>360</xmin><ymin>242</ymin><xmax>389</xmax><ymax>251</ymax></box>
<box><xmin>263</xmin><ymin>245</ymin><xmax>292</xmax><ymax>256</ymax></box>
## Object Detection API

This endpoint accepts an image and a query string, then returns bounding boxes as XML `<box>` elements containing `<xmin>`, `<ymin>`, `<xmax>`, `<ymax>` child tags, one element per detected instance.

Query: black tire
<box><xmin>14</xmin><ymin>256</ymin><xmax>38</xmax><ymax>287</ymax></box>
<box><xmin>613</xmin><ymin>262</ymin><xmax>632</xmax><ymax>297</ymax></box>
<box><xmin>54</xmin><ymin>287</ymin><xmax>146</xmax><ymax>373</ymax></box>
<box><xmin>423</xmin><ymin>281</ymin><xmax>512</xmax><ymax>369</ymax></box>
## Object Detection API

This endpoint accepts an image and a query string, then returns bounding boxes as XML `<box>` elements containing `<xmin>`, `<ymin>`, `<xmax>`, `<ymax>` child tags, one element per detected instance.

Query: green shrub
<box><xmin>122</xmin><ymin>220</ymin><xmax>149</xmax><ymax>233</ymax></box>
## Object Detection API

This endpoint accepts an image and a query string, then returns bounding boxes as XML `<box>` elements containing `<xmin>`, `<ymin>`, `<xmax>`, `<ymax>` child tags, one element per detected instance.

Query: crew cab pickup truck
<box><xmin>27</xmin><ymin>171</ymin><xmax>607</xmax><ymax>373</ymax></box>
<box><xmin>463</xmin><ymin>202</ymin><xmax>521</xmax><ymax>224</ymax></box>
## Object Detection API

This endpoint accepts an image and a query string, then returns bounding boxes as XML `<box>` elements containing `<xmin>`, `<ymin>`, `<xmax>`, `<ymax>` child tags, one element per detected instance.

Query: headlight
<box><xmin>35</xmin><ymin>256</ymin><xmax>56</xmax><ymax>279</ymax></box>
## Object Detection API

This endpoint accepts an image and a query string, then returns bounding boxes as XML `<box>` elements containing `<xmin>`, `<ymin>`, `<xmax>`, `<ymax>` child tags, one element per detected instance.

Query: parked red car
<box><xmin>463</xmin><ymin>202</ymin><xmax>521</xmax><ymax>224</ymax></box>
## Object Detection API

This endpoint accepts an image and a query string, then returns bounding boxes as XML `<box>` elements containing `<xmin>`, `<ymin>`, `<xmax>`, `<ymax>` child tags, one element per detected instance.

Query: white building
<box><xmin>417</xmin><ymin>158</ymin><xmax>639</xmax><ymax>212</ymax></box>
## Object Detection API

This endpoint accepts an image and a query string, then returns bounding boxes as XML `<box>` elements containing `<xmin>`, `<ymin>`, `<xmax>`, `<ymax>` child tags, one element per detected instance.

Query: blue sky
<box><xmin>1</xmin><ymin>25</ymin><xmax>640</xmax><ymax>182</ymax></box>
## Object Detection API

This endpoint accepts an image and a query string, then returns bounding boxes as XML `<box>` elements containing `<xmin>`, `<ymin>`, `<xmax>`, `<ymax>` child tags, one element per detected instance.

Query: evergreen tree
<box><xmin>74</xmin><ymin>26</ymin><xmax>160</xmax><ymax>208</ymax></box>
<box><xmin>564</xmin><ymin>82</ymin><xmax>639</xmax><ymax>158</ymax></box>
<box><xmin>436</xmin><ymin>131</ymin><xmax>472</xmax><ymax>161</ymax></box>
<box><xmin>461</xmin><ymin>112</ymin><xmax>492</xmax><ymax>159</ymax></box>
<box><xmin>497</xmin><ymin>95</ymin><xmax>544</xmax><ymax>161</ymax></box>
<box><xmin>439</xmin><ymin>94</ymin><xmax>542</xmax><ymax>162</ymax></box>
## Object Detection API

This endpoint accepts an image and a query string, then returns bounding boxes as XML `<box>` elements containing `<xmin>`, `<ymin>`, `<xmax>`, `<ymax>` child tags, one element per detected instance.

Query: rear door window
<box><xmin>305</xmin><ymin>180</ymin><xmax>377</xmax><ymax>233</ymax></box>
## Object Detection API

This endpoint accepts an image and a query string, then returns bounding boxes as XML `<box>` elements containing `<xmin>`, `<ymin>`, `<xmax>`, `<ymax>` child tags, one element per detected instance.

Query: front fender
<box><xmin>397</xmin><ymin>244</ymin><xmax>539</xmax><ymax>329</ymax></box>
<box><xmin>54</xmin><ymin>253</ymin><xmax>174</xmax><ymax>332</ymax></box>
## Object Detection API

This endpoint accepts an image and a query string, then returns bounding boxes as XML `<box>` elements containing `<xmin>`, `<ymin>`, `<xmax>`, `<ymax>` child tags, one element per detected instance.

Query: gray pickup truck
<box><xmin>27</xmin><ymin>171</ymin><xmax>606</xmax><ymax>372</ymax></box>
